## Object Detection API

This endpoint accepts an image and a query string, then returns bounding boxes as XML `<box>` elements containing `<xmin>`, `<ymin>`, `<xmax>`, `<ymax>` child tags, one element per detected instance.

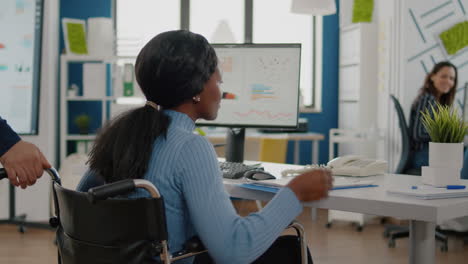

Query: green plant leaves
<box><xmin>421</xmin><ymin>102</ymin><xmax>468</xmax><ymax>143</ymax></box>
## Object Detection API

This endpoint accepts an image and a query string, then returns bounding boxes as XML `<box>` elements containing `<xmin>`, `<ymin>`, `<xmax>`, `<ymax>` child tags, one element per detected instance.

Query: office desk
<box><xmin>207</xmin><ymin>131</ymin><xmax>324</xmax><ymax>164</ymax></box>
<box><xmin>224</xmin><ymin>162</ymin><xmax>468</xmax><ymax>264</ymax></box>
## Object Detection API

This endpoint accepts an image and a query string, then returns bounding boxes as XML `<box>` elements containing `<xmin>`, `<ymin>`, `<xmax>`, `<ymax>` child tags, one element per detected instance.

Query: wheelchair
<box><xmin>1</xmin><ymin>168</ymin><xmax>310</xmax><ymax>264</ymax></box>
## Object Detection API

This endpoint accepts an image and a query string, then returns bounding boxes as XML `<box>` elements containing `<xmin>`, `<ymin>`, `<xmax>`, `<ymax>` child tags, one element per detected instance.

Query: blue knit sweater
<box><xmin>77</xmin><ymin>110</ymin><xmax>302</xmax><ymax>264</ymax></box>
<box><xmin>409</xmin><ymin>93</ymin><xmax>437</xmax><ymax>151</ymax></box>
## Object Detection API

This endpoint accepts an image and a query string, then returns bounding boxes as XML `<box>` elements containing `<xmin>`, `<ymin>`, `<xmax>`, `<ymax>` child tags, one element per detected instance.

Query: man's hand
<box><xmin>287</xmin><ymin>168</ymin><xmax>333</xmax><ymax>202</ymax></box>
<box><xmin>0</xmin><ymin>141</ymin><xmax>51</xmax><ymax>189</ymax></box>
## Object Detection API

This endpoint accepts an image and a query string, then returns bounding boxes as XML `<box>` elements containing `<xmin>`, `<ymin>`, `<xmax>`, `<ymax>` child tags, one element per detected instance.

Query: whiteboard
<box><xmin>0</xmin><ymin>0</ymin><xmax>43</xmax><ymax>134</ymax></box>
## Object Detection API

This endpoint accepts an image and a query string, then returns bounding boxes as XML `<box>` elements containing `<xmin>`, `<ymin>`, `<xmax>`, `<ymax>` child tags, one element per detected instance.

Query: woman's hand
<box><xmin>286</xmin><ymin>168</ymin><xmax>333</xmax><ymax>202</ymax></box>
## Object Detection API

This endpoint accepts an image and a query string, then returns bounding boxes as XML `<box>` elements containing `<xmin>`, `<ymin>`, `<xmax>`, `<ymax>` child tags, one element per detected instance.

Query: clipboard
<box><xmin>387</xmin><ymin>185</ymin><xmax>468</xmax><ymax>200</ymax></box>
<box><xmin>238</xmin><ymin>176</ymin><xmax>378</xmax><ymax>194</ymax></box>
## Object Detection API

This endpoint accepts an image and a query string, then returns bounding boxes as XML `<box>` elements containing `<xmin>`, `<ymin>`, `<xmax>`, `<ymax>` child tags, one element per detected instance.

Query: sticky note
<box><xmin>439</xmin><ymin>21</ymin><xmax>468</xmax><ymax>55</ymax></box>
<box><xmin>352</xmin><ymin>0</ymin><xmax>374</xmax><ymax>23</ymax></box>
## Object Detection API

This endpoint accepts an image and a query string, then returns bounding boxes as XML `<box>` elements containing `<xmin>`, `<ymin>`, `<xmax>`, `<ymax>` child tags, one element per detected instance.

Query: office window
<box><xmin>116</xmin><ymin>0</ymin><xmax>180</xmax><ymax>56</ymax></box>
<box><xmin>190</xmin><ymin>0</ymin><xmax>244</xmax><ymax>43</ymax></box>
<box><xmin>253</xmin><ymin>0</ymin><xmax>321</xmax><ymax>109</ymax></box>
<box><xmin>115</xmin><ymin>0</ymin><xmax>322</xmax><ymax>110</ymax></box>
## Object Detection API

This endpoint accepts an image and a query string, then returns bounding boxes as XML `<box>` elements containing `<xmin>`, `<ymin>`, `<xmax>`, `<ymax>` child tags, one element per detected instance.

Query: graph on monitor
<box><xmin>197</xmin><ymin>44</ymin><xmax>301</xmax><ymax>128</ymax></box>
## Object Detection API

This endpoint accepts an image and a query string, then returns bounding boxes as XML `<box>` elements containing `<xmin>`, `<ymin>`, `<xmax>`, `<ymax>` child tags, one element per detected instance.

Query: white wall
<box><xmin>402</xmin><ymin>0</ymin><xmax>468</xmax><ymax>113</ymax></box>
<box><xmin>377</xmin><ymin>0</ymin><xmax>468</xmax><ymax>171</ymax></box>
<box><xmin>0</xmin><ymin>0</ymin><xmax>59</xmax><ymax>221</ymax></box>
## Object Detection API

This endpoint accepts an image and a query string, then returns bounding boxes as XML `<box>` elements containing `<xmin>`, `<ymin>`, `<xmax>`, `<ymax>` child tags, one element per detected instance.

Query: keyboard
<box><xmin>219</xmin><ymin>161</ymin><xmax>262</xmax><ymax>179</ymax></box>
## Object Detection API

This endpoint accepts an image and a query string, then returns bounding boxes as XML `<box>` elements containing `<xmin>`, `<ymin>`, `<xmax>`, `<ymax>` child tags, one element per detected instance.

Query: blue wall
<box><xmin>60</xmin><ymin>0</ymin><xmax>112</xmax><ymax>53</ymax></box>
<box><xmin>60</xmin><ymin>0</ymin><xmax>339</xmax><ymax>165</ymax></box>
<box><xmin>286</xmin><ymin>6</ymin><xmax>340</xmax><ymax>165</ymax></box>
<box><xmin>60</xmin><ymin>0</ymin><xmax>112</xmax><ymax>156</ymax></box>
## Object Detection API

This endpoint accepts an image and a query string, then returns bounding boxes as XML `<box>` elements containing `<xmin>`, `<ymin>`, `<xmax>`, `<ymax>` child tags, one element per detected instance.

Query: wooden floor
<box><xmin>1</xmin><ymin>207</ymin><xmax>467</xmax><ymax>264</ymax></box>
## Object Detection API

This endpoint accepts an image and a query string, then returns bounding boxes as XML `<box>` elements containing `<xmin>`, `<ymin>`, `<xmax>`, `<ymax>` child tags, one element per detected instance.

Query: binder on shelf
<box><xmin>123</xmin><ymin>63</ymin><xmax>134</xmax><ymax>96</ymax></box>
<box><xmin>83</xmin><ymin>63</ymin><xmax>106</xmax><ymax>98</ymax></box>
<box><xmin>87</xmin><ymin>17</ymin><xmax>114</xmax><ymax>56</ymax></box>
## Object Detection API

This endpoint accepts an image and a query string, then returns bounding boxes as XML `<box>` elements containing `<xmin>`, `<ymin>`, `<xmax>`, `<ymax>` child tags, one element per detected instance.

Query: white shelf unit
<box><xmin>337</xmin><ymin>7</ymin><xmax>378</xmax><ymax>158</ymax></box>
<box><xmin>59</xmin><ymin>55</ymin><xmax>138</xmax><ymax>166</ymax></box>
<box><xmin>327</xmin><ymin>0</ymin><xmax>379</xmax><ymax>230</ymax></box>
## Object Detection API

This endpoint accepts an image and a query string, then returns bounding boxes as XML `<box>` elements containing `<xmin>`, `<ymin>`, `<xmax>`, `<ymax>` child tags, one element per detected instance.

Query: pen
<box><xmin>411</xmin><ymin>185</ymin><xmax>466</xmax><ymax>190</ymax></box>
<box><xmin>446</xmin><ymin>185</ymin><xmax>466</xmax><ymax>190</ymax></box>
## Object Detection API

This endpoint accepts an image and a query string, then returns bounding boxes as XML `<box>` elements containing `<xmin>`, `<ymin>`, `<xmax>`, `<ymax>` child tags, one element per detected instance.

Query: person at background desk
<box><xmin>0</xmin><ymin>117</ymin><xmax>51</xmax><ymax>188</ymax></box>
<box><xmin>408</xmin><ymin>61</ymin><xmax>468</xmax><ymax>179</ymax></box>
<box><xmin>77</xmin><ymin>30</ymin><xmax>332</xmax><ymax>264</ymax></box>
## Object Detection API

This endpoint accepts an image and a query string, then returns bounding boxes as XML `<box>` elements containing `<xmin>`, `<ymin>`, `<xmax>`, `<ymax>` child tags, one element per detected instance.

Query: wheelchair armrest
<box><xmin>183</xmin><ymin>236</ymin><xmax>205</xmax><ymax>252</ymax></box>
<box><xmin>88</xmin><ymin>179</ymin><xmax>135</xmax><ymax>203</ymax></box>
<box><xmin>171</xmin><ymin>236</ymin><xmax>207</xmax><ymax>261</ymax></box>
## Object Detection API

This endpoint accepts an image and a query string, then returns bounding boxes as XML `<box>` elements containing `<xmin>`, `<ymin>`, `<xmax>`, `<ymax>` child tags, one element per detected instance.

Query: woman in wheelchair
<box><xmin>77</xmin><ymin>30</ymin><xmax>332</xmax><ymax>264</ymax></box>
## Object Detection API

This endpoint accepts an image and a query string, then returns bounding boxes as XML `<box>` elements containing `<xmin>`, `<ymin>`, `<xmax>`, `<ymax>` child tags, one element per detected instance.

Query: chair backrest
<box><xmin>258</xmin><ymin>138</ymin><xmax>288</xmax><ymax>163</ymax></box>
<box><xmin>390</xmin><ymin>95</ymin><xmax>412</xmax><ymax>174</ymax></box>
<box><xmin>53</xmin><ymin>183</ymin><xmax>167</xmax><ymax>264</ymax></box>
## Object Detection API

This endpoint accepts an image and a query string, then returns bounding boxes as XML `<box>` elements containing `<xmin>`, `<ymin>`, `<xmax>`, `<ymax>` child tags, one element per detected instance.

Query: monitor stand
<box><xmin>225</xmin><ymin>128</ymin><xmax>245</xmax><ymax>163</ymax></box>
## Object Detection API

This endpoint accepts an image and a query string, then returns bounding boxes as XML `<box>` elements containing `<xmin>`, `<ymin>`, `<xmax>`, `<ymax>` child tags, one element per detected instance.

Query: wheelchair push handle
<box><xmin>88</xmin><ymin>179</ymin><xmax>136</xmax><ymax>203</ymax></box>
<box><xmin>0</xmin><ymin>167</ymin><xmax>61</xmax><ymax>184</ymax></box>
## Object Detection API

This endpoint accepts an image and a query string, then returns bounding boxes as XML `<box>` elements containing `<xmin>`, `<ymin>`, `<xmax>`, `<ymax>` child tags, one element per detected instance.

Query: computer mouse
<box><xmin>244</xmin><ymin>170</ymin><xmax>276</xmax><ymax>181</ymax></box>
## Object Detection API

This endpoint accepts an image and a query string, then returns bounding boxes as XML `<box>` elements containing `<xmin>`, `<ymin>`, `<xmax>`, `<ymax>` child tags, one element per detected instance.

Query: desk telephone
<box><xmin>327</xmin><ymin>155</ymin><xmax>387</xmax><ymax>177</ymax></box>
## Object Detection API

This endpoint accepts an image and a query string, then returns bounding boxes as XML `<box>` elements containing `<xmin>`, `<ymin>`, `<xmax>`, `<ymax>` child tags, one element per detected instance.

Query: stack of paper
<box><xmin>387</xmin><ymin>185</ymin><xmax>468</xmax><ymax>200</ymax></box>
<box><xmin>239</xmin><ymin>176</ymin><xmax>377</xmax><ymax>193</ymax></box>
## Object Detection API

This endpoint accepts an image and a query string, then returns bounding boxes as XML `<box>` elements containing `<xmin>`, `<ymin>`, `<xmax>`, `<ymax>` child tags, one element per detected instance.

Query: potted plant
<box><xmin>74</xmin><ymin>114</ymin><xmax>91</xmax><ymax>135</ymax></box>
<box><xmin>420</xmin><ymin>103</ymin><xmax>468</xmax><ymax>186</ymax></box>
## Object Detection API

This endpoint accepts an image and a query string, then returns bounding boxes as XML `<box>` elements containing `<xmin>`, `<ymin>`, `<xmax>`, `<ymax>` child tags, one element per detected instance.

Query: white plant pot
<box><xmin>428</xmin><ymin>142</ymin><xmax>464</xmax><ymax>168</ymax></box>
<box><xmin>422</xmin><ymin>142</ymin><xmax>464</xmax><ymax>186</ymax></box>
<box><xmin>421</xmin><ymin>166</ymin><xmax>461</xmax><ymax>187</ymax></box>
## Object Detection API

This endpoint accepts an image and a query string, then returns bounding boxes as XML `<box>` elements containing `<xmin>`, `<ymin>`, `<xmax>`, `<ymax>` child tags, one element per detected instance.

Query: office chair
<box><xmin>385</xmin><ymin>95</ymin><xmax>448</xmax><ymax>251</ymax></box>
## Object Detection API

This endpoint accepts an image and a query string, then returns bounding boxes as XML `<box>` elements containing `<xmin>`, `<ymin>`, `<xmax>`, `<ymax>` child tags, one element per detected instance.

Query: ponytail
<box><xmin>88</xmin><ymin>105</ymin><xmax>170</xmax><ymax>183</ymax></box>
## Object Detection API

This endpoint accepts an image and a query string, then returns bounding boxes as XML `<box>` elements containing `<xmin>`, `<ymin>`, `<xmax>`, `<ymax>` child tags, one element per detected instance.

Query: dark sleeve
<box><xmin>0</xmin><ymin>117</ymin><xmax>21</xmax><ymax>157</ymax></box>
<box><xmin>410</xmin><ymin>94</ymin><xmax>436</xmax><ymax>143</ymax></box>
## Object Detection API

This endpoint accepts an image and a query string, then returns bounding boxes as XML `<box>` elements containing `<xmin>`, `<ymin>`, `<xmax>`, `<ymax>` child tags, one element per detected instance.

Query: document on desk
<box><xmin>387</xmin><ymin>185</ymin><xmax>468</xmax><ymax>199</ymax></box>
<box><xmin>238</xmin><ymin>176</ymin><xmax>377</xmax><ymax>193</ymax></box>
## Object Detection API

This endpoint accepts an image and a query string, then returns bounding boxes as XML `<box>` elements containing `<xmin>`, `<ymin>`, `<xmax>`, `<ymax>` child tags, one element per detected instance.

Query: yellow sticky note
<box><xmin>440</xmin><ymin>21</ymin><xmax>468</xmax><ymax>55</ymax></box>
<box><xmin>63</xmin><ymin>19</ymin><xmax>88</xmax><ymax>55</ymax></box>
<box><xmin>352</xmin><ymin>0</ymin><xmax>374</xmax><ymax>23</ymax></box>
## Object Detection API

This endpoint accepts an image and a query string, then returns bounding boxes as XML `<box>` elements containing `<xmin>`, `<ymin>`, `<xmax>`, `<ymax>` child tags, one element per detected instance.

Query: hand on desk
<box><xmin>287</xmin><ymin>168</ymin><xmax>333</xmax><ymax>201</ymax></box>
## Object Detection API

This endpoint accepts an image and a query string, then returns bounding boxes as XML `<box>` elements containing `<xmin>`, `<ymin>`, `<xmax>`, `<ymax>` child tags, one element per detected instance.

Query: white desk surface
<box><xmin>207</xmin><ymin>131</ymin><xmax>325</xmax><ymax>141</ymax></box>
<box><xmin>224</xmin><ymin>161</ymin><xmax>468</xmax><ymax>264</ymax></box>
<box><xmin>224</xmin><ymin>162</ymin><xmax>468</xmax><ymax>223</ymax></box>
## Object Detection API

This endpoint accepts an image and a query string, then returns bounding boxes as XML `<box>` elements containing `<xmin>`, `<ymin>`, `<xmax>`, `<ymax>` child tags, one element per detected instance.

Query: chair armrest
<box><xmin>171</xmin><ymin>236</ymin><xmax>207</xmax><ymax>261</ymax></box>
<box><xmin>183</xmin><ymin>236</ymin><xmax>205</xmax><ymax>252</ymax></box>
<box><xmin>88</xmin><ymin>179</ymin><xmax>135</xmax><ymax>203</ymax></box>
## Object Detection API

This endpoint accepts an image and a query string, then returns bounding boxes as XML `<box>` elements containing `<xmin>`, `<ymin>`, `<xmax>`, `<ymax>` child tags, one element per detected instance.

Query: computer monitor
<box><xmin>197</xmin><ymin>44</ymin><xmax>301</xmax><ymax>162</ymax></box>
<box><xmin>0</xmin><ymin>0</ymin><xmax>43</xmax><ymax>134</ymax></box>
